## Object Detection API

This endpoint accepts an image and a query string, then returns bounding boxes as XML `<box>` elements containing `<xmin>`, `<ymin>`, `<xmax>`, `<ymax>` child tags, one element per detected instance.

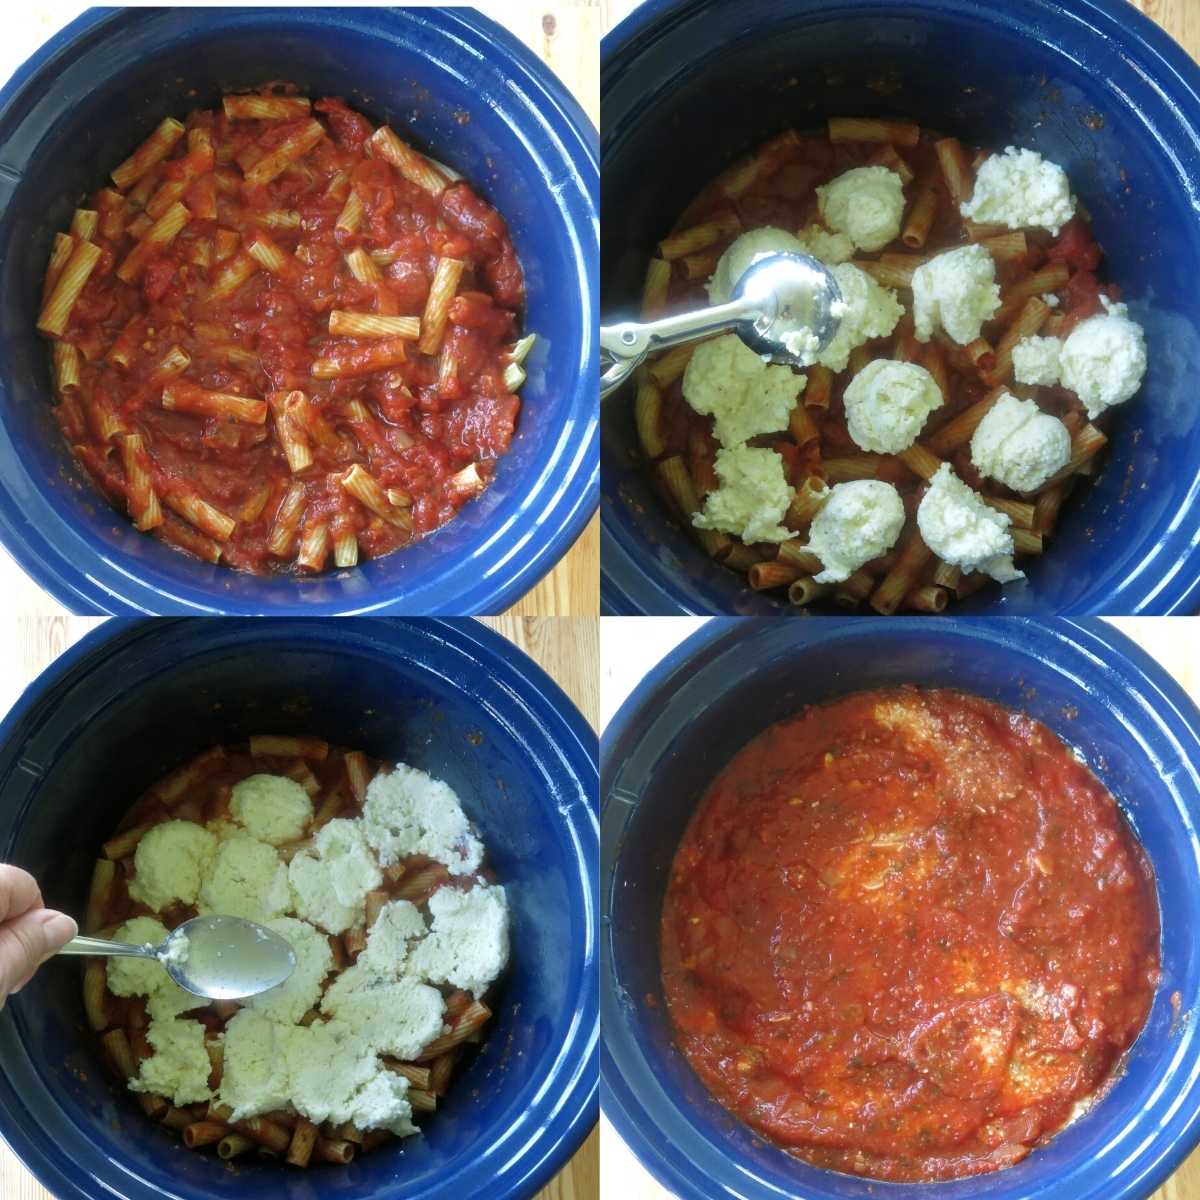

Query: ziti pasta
<box><xmin>39</xmin><ymin>89</ymin><xmax>532</xmax><ymax>576</ymax></box>
<box><xmin>83</xmin><ymin>739</ymin><xmax>508</xmax><ymax>1165</ymax></box>
<box><xmin>635</xmin><ymin>119</ymin><xmax>1148</xmax><ymax>613</ymax></box>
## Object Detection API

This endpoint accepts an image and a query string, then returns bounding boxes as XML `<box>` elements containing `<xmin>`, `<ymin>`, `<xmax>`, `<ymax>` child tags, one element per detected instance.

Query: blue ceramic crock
<box><xmin>0</xmin><ymin>7</ymin><xmax>598</xmax><ymax>615</ymax></box>
<box><xmin>0</xmin><ymin>618</ymin><xmax>599</xmax><ymax>1200</ymax></box>
<box><xmin>601</xmin><ymin>0</ymin><xmax>1200</xmax><ymax>615</ymax></box>
<box><xmin>602</xmin><ymin>618</ymin><xmax>1200</xmax><ymax>1200</ymax></box>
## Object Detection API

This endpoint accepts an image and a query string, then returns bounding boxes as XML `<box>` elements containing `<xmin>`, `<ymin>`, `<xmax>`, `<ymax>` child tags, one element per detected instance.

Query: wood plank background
<box><xmin>0</xmin><ymin>613</ymin><xmax>598</xmax><ymax>1200</ymax></box>
<box><xmin>0</xmin><ymin>0</ymin><xmax>598</xmax><ymax>617</ymax></box>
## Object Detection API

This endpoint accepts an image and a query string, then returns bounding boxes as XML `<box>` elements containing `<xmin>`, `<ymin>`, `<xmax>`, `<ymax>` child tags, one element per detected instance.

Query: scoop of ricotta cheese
<box><xmin>818</xmin><ymin>263</ymin><xmax>904</xmax><ymax>372</ymax></box>
<box><xmin>917</xmin><ymin>463</ymin><xmax>1023</xmax><ymax>583</ymax></box>
<box><xmin>795</xmin><ymin>223</ymin><xmax>855</xmax><ymax>264</ymax></box>
<box><xmin>817</xmin><ymin>165</ymin><xmax>906</xmax><ymax>253</ymax></box>
<box><xmin>1059</xmin><ymin>298</ymin><xmax>1147</xmax><ymax>419</ymax></box>
<box><xmin>842</xmin><ymin>359</ymin><xmax>944</xmax><ymax>453</ymax></box>
<box><xmin>691</xmin><ymin>445</ymin><xmax>795</xmax><ymax>544</ymax></box>
<box><xmin>1011</xmin><ymin>335</ymin><xmax>1064</xmax><ymax>387</ymax></box>
<box><xmin>803</xmin><ymin>480</ymin><xmax>905</xmax><ymax>584</ymax></box>
<box><xmin>912</xmin><ymin>244</ymin><xmax>1001</xmax><ymax>346</ymax></box>
<box><xmin>128</xmin><ymin>820</ymin><xmax>218</xmax><ymax>912</ymax></box>
<box><xmin>230</xmin><ymin>774</ymin><xmax>313</xmax><ymax>845</ymax></box>
<box><xmin>970</xmin><ymin>392</ymin><xmax>1071</xmax><ymax>493</ymax></box>
<box><xmin>682</xmin><ymin>332</ymin><xmax>804</xmax><ymax>448</ymax></box>
<box><xmin>707</xmin><ymin>226</ymin><xmax>805</xmax><ymax>305</ymax></box>
<box><xmin>960</xmin><ymin>146</ymin><xmax>1076</xmax><ymax>235</ymax></box>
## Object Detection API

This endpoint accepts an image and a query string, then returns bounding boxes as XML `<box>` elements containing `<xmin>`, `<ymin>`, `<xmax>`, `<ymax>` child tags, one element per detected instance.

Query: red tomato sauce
<box><xmin>48</xmin><ymin>92</ymin><xmax>524</xmax><ymax>575</ymax></box>
<box><xmin>660</xmin><ymin>688</ymin><xmax>1160</xmax><ymax>1182</ymax></box>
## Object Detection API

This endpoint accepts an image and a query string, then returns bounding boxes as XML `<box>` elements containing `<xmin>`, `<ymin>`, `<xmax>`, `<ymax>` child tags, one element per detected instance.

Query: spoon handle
<box><xmin>58</xmin><ymin>935</ymin><xmax>157</xmax><ymax>959</ymax></box>
<box><xmin>599</xmin><ymin>297</ymin><xmax>756</xmax><ymax>399</ymax></box>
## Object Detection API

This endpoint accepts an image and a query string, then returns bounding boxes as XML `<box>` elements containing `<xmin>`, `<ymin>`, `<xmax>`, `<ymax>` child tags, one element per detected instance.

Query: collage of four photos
<box><xmin>1</xmin><ymin>2</ymin><xmax>1199</xmax><ymax>1200</ymax></box>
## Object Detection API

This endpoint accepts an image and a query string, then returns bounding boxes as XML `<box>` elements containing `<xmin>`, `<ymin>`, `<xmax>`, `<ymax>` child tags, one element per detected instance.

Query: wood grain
<box><xmin>0</xmin><ymin>0</ymin><xmax>599</xmax><ymax>618</ymax></box>
<box><xmin>0</xmin><ymin>614</ymin><xmax>598</xmax><ymax>1200</ymax></box>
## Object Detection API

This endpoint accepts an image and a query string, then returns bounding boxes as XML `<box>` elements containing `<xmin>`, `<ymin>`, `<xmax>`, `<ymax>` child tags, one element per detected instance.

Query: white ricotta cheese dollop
<box><xmin>970</xmin><ymin>392</ymin><xmax>1071</xmax><ymax>493</ymax></box>
<box><xmin>407</xmin><ymin>883</ymin><xmax>510</xmax><ymax>998</ymax></box>
<box><xmin>107</xmin><ymin>917</ymin><xmax>172</xmax><ymax>999</ymax></box>
<box><xmin>842</xmin><ymin>359</ymin><xmax>944</xmax><ymax>453</ymax></box>
<box><xmin>692</xmin><ymin>445</ymin><xmax>794</xmax><ymax>544</ymax></box>
<box><xmin>245</xmin><ymin>916</ymin><xmax>333</xmax><ymax>1026</ymax></box>
<box><xmin>129</xmin><ymin>1018</ymin><xmax>213</xmax><ymax>1107</ymax></box>
<box><xmin>819</xmin><ymin>263</ymin><xmax>904</xmax><ymax>373</ymax></box>
<box><xmin>320</xmin><ymin>966</ymin><xmax>446</xmax><ymax>1060</ymax></box>
<box><xmin>128</xmin><ymin>820</ymin><xmax>218</xmax><ymax>912</ymax></box>
<box><xmin>219</xmin><ymin>1009</ymin><xmax>294</xmax><ymax>1120</ymax></box>
<box><xmin>362</xmin><ymin>766</ymin><xmax>483</xmax><ymax>874</ymax></box>
<box><xmin>1012</xmin><ymin>335</ymin><xmax>1064</xmax><ymax>387</ymax></box>
<box><xmin>282</xmin><ymin>1019</ymin><xmax>417</xmax><ymax>1136</ymax></box>
<box><xmin>960</xmin><ymin>146</ymin><xmax>1076</xmax><ymax>235</ymax></box>
<box><xmin>817</xmin><ymin>165</ymin><xmax>906</xmax><ymax>253</ymax></box>
<box><xmin>707</xmin><ymin>226</ymin><xmax>805</xmax><ymax>305</ymax></box>
<box><xmin>803</xmin><ymin>480</ymin><xmax>905</xmax><ymax>584</ymax></box>
<box><xmin>1059</xmin><ymin>298</ymin><xmax>1148</xmax><ymax>419</ymax></box>
<box><xmin>230</xmin><ymin>774</ymin><xmax>313</xmax><ymax>846</ymax></box>
<box><xmin>197</xmin><ymin>833</ymin><xmax>292</xmax><ymax>925</ymax></box>
<box><xmin>682</xmin><ymin>333</ymin><xmax>804</xmax><ymax>448</ymax></box>
<box><xmin>912</xmin><ymin>244</ymin><xmax>1000</xmax><ymax>346</ymax></box>
<box><xmin>359</xmin><ymin>899</ymin><xmax>428</xmax><ymax>977</ymax></box>
<box><xmin>917</xmin><ymin>463</ymin><xmax>1023</xmax><ymax>583</ymax></box>
<box><xmin>795</xmin><ymin>223</ymin><xmax>855</xmax><ymax>265</ymax></box>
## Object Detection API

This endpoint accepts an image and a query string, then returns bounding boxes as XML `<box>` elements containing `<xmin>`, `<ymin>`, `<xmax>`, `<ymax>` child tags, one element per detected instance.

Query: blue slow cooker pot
<box><xmin>0</xmin><ymin>7</ymin><xmax>598</xmax><ymax>614</ymax></box>
<box><xmin>602</xmin><ymin>618</ymin><xmax>1200</xmax><ymax>1200</ymax></box>
<box><xmin>0</xmin><ymin>618</ymin><xmax>598</xmax><ymax>1200</ymax></box>
<box><xmin>601</xmin><ymin>0</ymin><xmax>1200</xmax><ymax>615</ymax></box>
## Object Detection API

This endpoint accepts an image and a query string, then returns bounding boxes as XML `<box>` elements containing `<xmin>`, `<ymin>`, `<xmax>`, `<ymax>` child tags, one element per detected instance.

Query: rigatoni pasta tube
<box><xmin>312</xmin><ymin>338</ymin><xmax>410</xmax><ymax>379</ymax></box>
<box><xmin>165</xmin><ymin>489</ymin><xmax>236</xmax><ymax>541</ymax></box>
<box><xmin>830</xmin><ymin>117</ymin><xmax>919</xmax><ymax>146</ymax></box>
<box><xmin>367</xmin><ymin>126</ymin><xmax>448</xmax><ymax>195</ymax></box>
<box><xmin>634</xmin><ymin>377</ymin><xmax>665</xmax><ymax>459</ymax></box>
<box><xmin>111</xmin><ymin>117</ymin><xmax>186</xmax><ymax>190</ymax></box>
<box><xmin>267</xmin><ymin>482</ymin><xmax>307</xmax><ymax>558</ymax></box>
<box><xmin>934</xmin><ymin>137</ymin><xmax>973</xmax><ymax>207</ymax></box>
<box><xmin>417</xmin><ymin>257</ymin><xmax>466</xmax><ymax>355</ymax></box>
<box><xmin>163</xmin><ymin>381</ymin><xmax>267</xmax><ymax>425</ymax></box>
<box><xmin>118</xmin><ymin>433</ymin><xmax>163</xmax><ymax>531</ymax></box>
<box><xmin>115</xmin><ymin>201</ymin><xmax>190</xmax><ymax>284</ymax></box>
<box><xmin>339</xmin><ymin>464</ymin><xmax>413</xmax><ymax>529</ymax></box>
<box><xmin>927</xmin><ymin>387</ymin><xmax>1006</xmax><ymax>455</ymax></box>
<box><xmin>328</xmin><ymin>311</ymin><xmax>420</xmax><ymax>339</ymax></box>
<box><xmin>223</xmin><ymin>93</ymin><xmax>312</xmax><ymax>120</ymax></box>
<box><xmin>641</xmin><ymin>258</ymin><xmax>671</xmax><ymax>317</ymax></box>
<box><xmin>38</xmin><ymin>240</ymin><xmax>102</xmax><ymax>336</ymax></box>
<box><xmin>870</xmin><ymin>528</ymin><xmax>933</xmax><ymax>615</ymax></box>
<box><xmin>243</xmin><ymin>119</ymin><xmax>325</xmax><ymax>187</ymax></box>
<box><xmin>658</xmin><ymin>211</ymin><xmax>740</xmax><ymax>261</ymax></box>
<box><xmin>985</xmin><ymin>296</ymin><xmax>1051</xmax><ymax>386</ymax></box>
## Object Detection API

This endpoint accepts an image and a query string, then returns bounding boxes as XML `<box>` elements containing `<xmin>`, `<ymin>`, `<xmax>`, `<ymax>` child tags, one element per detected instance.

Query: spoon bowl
<box><xmin>162</xmin><ymin>916</ymin><xmax>297</xmax><ymax>1000</ymax></box>
<box><xmin>58</xmin><ymin>915</ymin><xmax>297</xmax><ymax>1000</ymax></box>
<box><xmin>732</xmin><ymin>252</ymin><xmax>845</xmax><ymax>365</ymax></box>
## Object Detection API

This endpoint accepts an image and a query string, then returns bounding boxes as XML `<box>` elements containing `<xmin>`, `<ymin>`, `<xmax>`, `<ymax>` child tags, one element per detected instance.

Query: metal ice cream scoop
<box><xmin>58</xmin><ymin>914</ymin><xmax>296</xmax><ymax>999</ymax></box>
<box><xmin>600</xmin><ymin>252</ymin><xmax>844</xmax><ymax>398</ymax></box>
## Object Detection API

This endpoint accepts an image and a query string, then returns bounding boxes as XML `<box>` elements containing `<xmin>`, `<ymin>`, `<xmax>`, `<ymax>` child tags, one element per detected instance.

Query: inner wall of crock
<box><xmin>0</xmin><ymin>9</ymin><xmax>591</xmax><ymax>611</ymax></box>
<box><xmin>601</xmin><ymin>3</ymin><xmax>1200</xmax><ymax>615</ymax></box>
<box><xmin>1</xmin><ymin>631</ymin><xmax>585</xmax><ymax>1199</ymax></box>
<box><xmin>607</xmin><ymin>623</ymin><xmax>1200</xmax><ymax>1198</ymax></box>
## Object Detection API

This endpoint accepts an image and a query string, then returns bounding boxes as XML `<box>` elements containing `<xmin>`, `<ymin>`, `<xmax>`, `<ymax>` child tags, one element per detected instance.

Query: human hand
<box><xmin>0</xmin><ymin>864</ymin><xmax>77</xmax><ymax>1007</ymax></box>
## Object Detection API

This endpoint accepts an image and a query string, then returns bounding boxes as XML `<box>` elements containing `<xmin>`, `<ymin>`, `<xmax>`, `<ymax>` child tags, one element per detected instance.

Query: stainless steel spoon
<box><xmin>600</xmin><ymin>252</ymin><xmax>845</xmax><ymax>399</ymax></box>
<box><xmin>58</xmin><ymin>915</ymin><xmax>297</xmax><ymax>1000</ymax></box>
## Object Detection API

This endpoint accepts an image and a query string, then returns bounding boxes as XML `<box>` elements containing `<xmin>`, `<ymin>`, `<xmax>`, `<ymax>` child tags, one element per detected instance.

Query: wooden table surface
<box><xmin>0</xmin><ymin>613</ymin><xmax>599</xmax><ymax>1200</ymax></box>
<box><xmin>0</xmin><ymin>0</ymin><xmax>599</xmax><ymax>618</ymax></box>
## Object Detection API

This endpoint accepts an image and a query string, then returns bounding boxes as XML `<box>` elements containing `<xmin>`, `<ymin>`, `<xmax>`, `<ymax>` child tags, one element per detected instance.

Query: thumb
<box><xmin>0</xmin><ymin>909</ymin><xmax>77</xmax><ymax>1003</ymax></box>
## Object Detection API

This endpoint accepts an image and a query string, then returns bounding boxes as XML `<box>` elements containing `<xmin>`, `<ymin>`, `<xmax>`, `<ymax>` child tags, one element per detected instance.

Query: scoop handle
<box><xmin>599</xmin><ymin>296</ymin><xmax>758</xmax><ymax>399</ymax></box>
<box><xmin>57</xmin><ymin>935</ymin><xmax>157</xmax><ymax>959</ymax></box>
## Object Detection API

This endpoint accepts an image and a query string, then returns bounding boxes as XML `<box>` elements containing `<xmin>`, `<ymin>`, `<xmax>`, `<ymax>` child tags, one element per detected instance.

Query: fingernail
<box><xmin>39</xmin><ymin>912</ymin><xmax>77</xmax><ymax>945</ymax></box>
